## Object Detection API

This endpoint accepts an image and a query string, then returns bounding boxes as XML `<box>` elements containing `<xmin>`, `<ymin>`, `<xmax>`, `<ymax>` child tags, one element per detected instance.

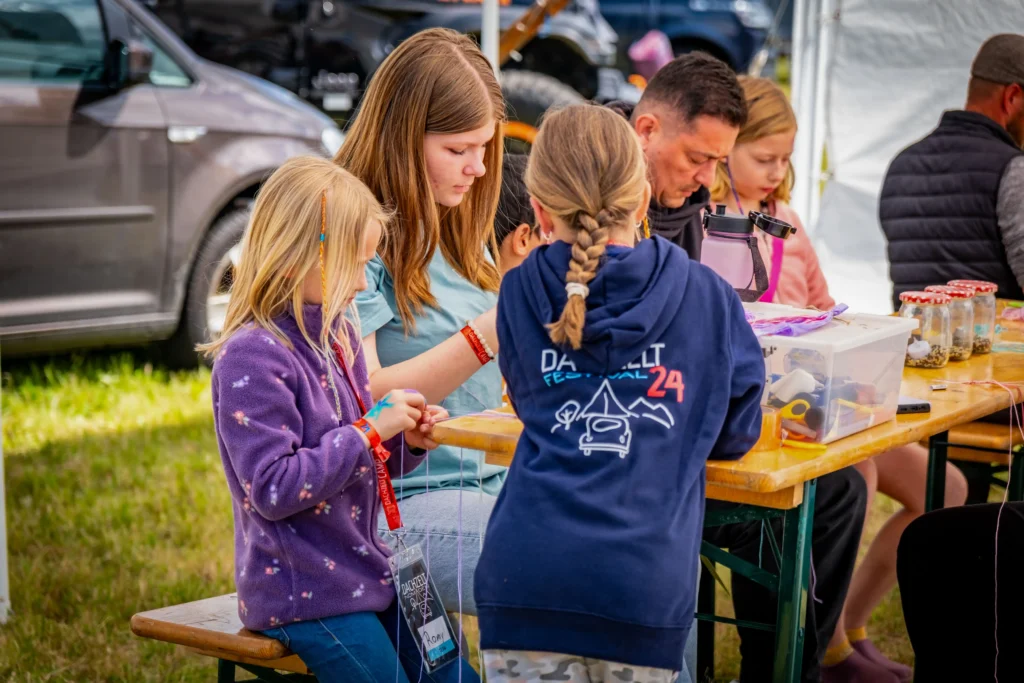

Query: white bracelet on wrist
<box><xmin>466</xmin><ymin>319</ymin><xmax>495</xmax><ymax>360</ymax></box>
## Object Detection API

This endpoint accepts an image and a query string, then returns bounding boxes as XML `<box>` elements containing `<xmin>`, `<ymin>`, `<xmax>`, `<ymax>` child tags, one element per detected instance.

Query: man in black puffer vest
<box><xmin>880</xmin><ymin>34</ymin><xmax>1024</xmax><ymax>310</ymax></box>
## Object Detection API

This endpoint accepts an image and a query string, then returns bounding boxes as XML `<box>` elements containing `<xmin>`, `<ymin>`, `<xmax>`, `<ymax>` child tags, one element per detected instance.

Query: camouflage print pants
<box><xmin>483</xmin><ymin>650</ymin><xmax>679</xmax><ymax>683</ymax></box>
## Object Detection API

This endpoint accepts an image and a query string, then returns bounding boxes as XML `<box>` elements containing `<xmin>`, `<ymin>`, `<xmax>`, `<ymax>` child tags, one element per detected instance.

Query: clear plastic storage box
<box><xmin>744</xmin><ymin>302</ymin><xmax>919</xmax><ymax>445</ymax></box>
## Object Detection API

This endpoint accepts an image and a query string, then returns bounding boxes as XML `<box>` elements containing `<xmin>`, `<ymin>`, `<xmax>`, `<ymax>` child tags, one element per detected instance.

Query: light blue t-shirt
<box><xmin>356</xmin><ymin>250</ymin><xmax>507</xmax><ymax>499</ymax></box>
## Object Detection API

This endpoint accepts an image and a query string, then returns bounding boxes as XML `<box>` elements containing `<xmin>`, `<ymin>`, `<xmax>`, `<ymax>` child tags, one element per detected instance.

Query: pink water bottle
<box><xmin>701</xmin><ymin>206</ymin><xmax>757</xmax><ymax>289</ymax></box>
<box><xmin>700</xmin><ymin>206</ymin><xmax>797</xmax><ymax>290</ymax></box>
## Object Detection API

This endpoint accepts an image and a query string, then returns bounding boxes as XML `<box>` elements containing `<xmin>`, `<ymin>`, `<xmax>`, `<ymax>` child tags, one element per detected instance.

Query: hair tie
<box><xmin>566</xmin><ymin>282</ymin><xmax>590</xmax><ymax>299</ymax></box>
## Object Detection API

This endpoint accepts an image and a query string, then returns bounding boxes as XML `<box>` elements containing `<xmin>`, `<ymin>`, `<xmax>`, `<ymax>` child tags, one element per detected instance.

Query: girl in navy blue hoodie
<box><xmin>474</xmin><ymin>104</ymin><xmax>766</xmax><ymax>681</ymax></box>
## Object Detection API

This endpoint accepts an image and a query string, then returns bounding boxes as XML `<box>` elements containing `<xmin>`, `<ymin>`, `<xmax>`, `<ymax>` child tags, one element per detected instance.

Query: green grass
<box><xmin>2</xmin><ymin>350</ymin><xmax>230</xmax><ymax>681</ymax></box>
<box><xmin>2</xmin><ymin>349</ymin><xmax>915</xmax><ymax>681</ymax></box>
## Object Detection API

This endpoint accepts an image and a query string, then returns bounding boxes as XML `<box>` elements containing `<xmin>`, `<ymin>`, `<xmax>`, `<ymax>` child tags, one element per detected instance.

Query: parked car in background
<box><xmin>599</xmin><ymin>0</ymin><xmax>773</xmax><ymax>72</ymax></box>
<box><xmin>0</xmin><ymin>0</ymin><xmax>342</xmax><ymax>363</ymax></box>
<box><xmin>141</xmin><ymin>0</ymin><xmax>639</xmax><ymax>149</ymax></box>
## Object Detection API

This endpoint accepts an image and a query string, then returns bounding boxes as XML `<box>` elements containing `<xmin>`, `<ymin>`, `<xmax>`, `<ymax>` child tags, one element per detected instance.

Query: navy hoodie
<box><xmin>474</xmin><ymin>236</ymin><xmax>765</xmax><ymax>670</ymax></box>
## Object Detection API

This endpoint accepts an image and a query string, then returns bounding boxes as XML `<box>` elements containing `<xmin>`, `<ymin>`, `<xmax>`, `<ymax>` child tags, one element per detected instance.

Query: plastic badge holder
<box><xmin>747</xmin><ymin>302</ymin><xmax>919</xmax><ymax>444</ymax></box>
<box><xmin>389</xmin><ymin>544</ymin><xmax>460</xmax><ymax>672</ymax></box>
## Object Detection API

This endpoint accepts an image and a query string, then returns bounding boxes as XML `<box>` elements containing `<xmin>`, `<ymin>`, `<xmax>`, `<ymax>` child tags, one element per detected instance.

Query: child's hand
<box><xmin>363</xmin><ymin>390</ymin><xmax>426</xmax><ymax>441</ymax></box>
<box><xmin>405</xmin><ymin>405</ymin><xmax>449</xmax><ymax>451</ymax></box>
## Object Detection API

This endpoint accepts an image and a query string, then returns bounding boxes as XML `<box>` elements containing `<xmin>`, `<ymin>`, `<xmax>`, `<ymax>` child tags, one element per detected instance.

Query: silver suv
<box><xmin>0</xmin><ymin>0</ymin><xmax>343</xmax><ymax>364</ymax></box>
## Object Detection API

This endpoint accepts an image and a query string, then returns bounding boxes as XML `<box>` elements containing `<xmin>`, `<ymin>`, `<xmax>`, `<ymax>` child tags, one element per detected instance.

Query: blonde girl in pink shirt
<box><xmin>712</xmin><ymin>77</ymin><xmax>968</xmax><ymax>683</ymax></box>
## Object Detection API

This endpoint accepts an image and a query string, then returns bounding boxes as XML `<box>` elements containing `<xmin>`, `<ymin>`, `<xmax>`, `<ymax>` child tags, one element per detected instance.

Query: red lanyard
<box><xmin>332</xmin><ymin>342</ymin><xmax>403</xmax><ymax>532</ymax></box>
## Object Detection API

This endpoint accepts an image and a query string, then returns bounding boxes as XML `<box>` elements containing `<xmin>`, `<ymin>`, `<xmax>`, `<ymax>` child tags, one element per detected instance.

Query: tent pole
<box><xmin>808</xmin><ymin>0</ymin><xmax>835</xmax><ymax>229</ymax></box>
<box><xmin>790</xmin><ymin>0</ymin><xmax>821</xmax><ymax>229</ymax></box>
<box><xmin>790</xmin><ymin>0</ymin><xmax>808</xmax><ymax>111</ymax></box>
<box><xmin>481</xmin><ymin>0</ymin><xmax>501</xmax><ymax>77</ymax></box>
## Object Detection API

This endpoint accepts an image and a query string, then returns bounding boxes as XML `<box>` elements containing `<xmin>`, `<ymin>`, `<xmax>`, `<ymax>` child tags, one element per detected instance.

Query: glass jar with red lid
<box><xmin>899</xmin><ymin>291</ymin><xmax>952</xmax><ymax>368</ymax></box>
<box><xmin>948</xmin><ymin>280</ymin><xmax>997</xmax><ymax>354</ymax></box>
<box><xmin>925</xmin><ymin>286</ymin><xmax>975</xmax><ymax>360</ymax></box>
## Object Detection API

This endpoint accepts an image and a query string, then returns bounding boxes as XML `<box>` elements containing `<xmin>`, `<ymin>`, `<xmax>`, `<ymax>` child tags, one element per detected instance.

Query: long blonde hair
<box><xmin>199</xmin><ymin>156</ymin><xmax>390</xmax><ymax>363</ymax></box>
<box><xmin>335</xmin><ymin>28</ymin><xmax>505</xmax><ymax>330</ymax></box>
<box><xmin>711</xmin><ymin>76</ymin><xmax>796</xmax><ymax>204</ymax></box>
<box><xmin>526</xmin><ymin>104</ymin><xmax>647</xmax><ymax>349</ymax></box>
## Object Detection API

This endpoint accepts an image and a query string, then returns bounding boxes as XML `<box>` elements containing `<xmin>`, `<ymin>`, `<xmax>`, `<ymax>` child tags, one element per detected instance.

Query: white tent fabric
<box><xmin>792</xmin><ymin>0</ymin><xmax>1024</xmax><ymax>314</ymax></box>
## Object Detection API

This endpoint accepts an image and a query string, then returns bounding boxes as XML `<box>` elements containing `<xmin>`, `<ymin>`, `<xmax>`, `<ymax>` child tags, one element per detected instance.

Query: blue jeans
<box><xmin>262</xmin><ymin>600</ymin><xmax>479</xmax><ymax>683</ymax></box>
<box><xmin>379</xmin><ymin>489</ymin><xmax>697</xmax><ymax>683</ymax></box>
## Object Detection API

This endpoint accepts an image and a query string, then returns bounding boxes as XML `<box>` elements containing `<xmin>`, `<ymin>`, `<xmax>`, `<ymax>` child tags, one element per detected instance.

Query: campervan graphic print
<box><xmin>547</xmin><ymin>344</ymin><xmax>682</xmax><ymax>458</ymax></box>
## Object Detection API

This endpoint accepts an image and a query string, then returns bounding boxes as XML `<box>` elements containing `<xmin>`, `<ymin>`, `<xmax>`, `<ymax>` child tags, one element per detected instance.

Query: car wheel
<box><xmin>162</xmin><ymin>208</ymin><xmax>249</xmax><ymax>368</ymax></box>
<box><xmin>501</xmin><ymin>70</ymin><xmax>584</xmax><ymax>154</ymax></box>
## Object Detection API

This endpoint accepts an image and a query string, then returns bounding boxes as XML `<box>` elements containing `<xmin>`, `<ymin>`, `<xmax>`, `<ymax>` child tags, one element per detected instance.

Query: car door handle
<box><xmin>168</xmin><ymin>126</ymin><xmax>207</xmax><ymax>144</ymax></box>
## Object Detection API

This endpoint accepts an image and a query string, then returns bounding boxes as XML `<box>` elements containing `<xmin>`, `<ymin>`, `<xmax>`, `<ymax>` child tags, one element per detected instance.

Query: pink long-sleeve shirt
<box><xmin>762</xmin><ymin>201</ymin><xmax>835</xmax><ymax>310</ymax></box>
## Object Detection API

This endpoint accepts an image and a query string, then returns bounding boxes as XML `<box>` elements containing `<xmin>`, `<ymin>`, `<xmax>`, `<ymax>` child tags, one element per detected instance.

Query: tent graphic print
<box><xmin>578</xmin><ymin>380</ymin><xmax>637</xmax><ymax>458</ymax></box>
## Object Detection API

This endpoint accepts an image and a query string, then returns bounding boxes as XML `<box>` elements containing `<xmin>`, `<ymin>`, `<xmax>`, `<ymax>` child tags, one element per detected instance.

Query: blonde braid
<box><xmin>548</xmin><ymin>209</ymin><xmax>614</xmax><ymax>349</ymax></box>
<box><xmin>525</xmin><ymin>103</ymin><xmax>648</xmax><ymax>350</ymax></box>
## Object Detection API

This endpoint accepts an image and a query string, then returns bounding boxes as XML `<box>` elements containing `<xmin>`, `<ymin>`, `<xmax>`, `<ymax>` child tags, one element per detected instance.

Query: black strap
<box><xmin>735</xmin><ymin>236</ymin><xmax>769</xmax><ymax>303</ymax></box>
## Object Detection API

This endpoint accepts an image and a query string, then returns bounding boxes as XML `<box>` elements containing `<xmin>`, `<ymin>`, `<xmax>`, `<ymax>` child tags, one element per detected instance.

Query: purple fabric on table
<box><xmin>211</xmin><ymin>304</ymin><xmax>425</xmax><ymax>630</ymax></box>
<box><xmin>747</xmin><ymin>304</ymin><xmax>849</xmax><ymax>337</ymax></box>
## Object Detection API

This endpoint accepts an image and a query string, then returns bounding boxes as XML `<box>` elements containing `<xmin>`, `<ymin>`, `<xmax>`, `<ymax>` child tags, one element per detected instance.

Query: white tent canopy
<box><xmin>790</xmin><ymin>0</ymin><xmax>1024</xmax><ymax>315</ymax></box>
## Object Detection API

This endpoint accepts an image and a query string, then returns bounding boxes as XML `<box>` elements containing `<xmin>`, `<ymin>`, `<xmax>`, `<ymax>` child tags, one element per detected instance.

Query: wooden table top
<box><xmin>432</xmin><ymin>350</ymin><xmax>1024</xmax><ymax>509</ymax></box>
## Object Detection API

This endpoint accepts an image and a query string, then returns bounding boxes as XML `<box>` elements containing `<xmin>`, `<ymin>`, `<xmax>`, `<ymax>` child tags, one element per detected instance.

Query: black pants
<box><xmin>703</xmin><ymin>467</ymin><xmax>867</xmax><ymax>683</ymax></box>
<box><xmin>897</xmin><ymin>502</ymin><xmax>1024</xmax><ymax>681</ymax></box>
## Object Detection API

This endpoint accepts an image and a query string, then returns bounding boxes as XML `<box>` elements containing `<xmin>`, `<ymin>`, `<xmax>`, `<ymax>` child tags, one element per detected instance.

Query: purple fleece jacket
<box><xmin>211</xmin><ymin>304</ymin><xmax>425</xmax><ymax>630</ymax></box>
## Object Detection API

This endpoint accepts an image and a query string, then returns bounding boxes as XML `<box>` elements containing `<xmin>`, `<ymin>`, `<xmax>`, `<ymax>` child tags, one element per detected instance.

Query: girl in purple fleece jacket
<box><xmin>202</xmin><ymin>156</ymin><xmax>479</xmax><ymax>683</ymax></box>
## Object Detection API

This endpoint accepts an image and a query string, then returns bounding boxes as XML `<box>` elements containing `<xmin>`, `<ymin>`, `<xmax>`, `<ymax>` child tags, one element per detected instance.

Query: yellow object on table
<box><xmin>753</xmin><ymin>406</ymin><xmax>782</xmax><ymax>451</ymax></box>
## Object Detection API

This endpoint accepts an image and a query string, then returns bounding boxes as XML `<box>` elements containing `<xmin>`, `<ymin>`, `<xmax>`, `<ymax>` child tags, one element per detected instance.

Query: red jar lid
<box><xmin>900</xmin><ymin>291</ymin><xmax>951</xmax><ymax>305</ymax></box>
<box><xmin>925</xmin><ymin>285</ymin><xmax>975</xmax><ymax>300</ymax></box>
<box><xmin>948</xmin><ymin>279</ymin><xmax>998</xmax><ymax>294</ymax></box>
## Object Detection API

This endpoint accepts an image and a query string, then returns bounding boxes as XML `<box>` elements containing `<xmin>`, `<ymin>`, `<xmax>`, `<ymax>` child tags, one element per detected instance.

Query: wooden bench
<box><xmin>947</xmin><ymin>422</ymin><xmax>1022</xmax><ymax>462</ymax></box>
<box><xmin>130</xmin><ymin>594</ymin><xmax>314</xmax><ymax>682</ymax></box>
<box><xmin>945</xmin><ymin>422</ymin><xmax>1024</xmax><ymax>502</ymax></box>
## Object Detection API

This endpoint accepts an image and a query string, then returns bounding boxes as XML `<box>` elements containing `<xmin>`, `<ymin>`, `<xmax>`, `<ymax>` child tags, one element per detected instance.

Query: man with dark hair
<box><xmin>881</xmin><ymin>33</ymin><xmax>1024</xmax><ymax>309</ymax></box>
<box><xmin>611</xmin><ymin>52</ymin><xmax>747</xmax><ymax>258</ymax></box>
<box><xmin>612</xmin><ymin>53</ymin><xmax>870</xmax><ymax>683</ymax></box>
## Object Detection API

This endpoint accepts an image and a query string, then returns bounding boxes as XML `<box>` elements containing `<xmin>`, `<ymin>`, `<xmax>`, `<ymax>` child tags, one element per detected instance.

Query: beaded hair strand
<box><xmin>319</xmin><ymin>191</ymin><xmax>328</xmax><ymax>311</ymax></box>
<box><xmin>318</xmin><ymin>190</ymin><xmax>344</xmax><ymax>420</ymax></box>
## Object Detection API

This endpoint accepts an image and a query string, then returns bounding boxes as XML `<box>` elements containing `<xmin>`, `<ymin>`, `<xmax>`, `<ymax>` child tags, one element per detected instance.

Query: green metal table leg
<box><xmin>772</xmin><ymin>480</ymin><xmax>816</xmax><ymax>683</ymax></box>
<box><xmin>1010</xmin><ymin>450</ymin><xmax>1024</xmax><ymax>502</ymax></box>
<box><xmin>696</xmin><ymin>563</ymin><xmax>716</xmax><ymax>681</ymax></box>
<box><xmin>925</xmin><ymin>431</ymin><xmax>949</xmax><ymax>512</ymax></box>
<box><xmin>218</xmin><ymin>659</ymin><xmax>236</xmax><ymax>683</ymax></box>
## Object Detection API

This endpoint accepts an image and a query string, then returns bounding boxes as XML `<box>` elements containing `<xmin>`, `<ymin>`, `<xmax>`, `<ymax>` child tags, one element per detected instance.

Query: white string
<box><xmin>938</xmin><ymin>379</ymin><xmax>1024</xmax><ymax>683</ymax></box>
<box><xmin>477</xmin><ymin>449</ymin><xmax>485</xmax><ymax>677</ymax></box>
<box><xmin>418</xmin><ymin>453</ymin><xmax>429</xmax><ymax>683</ymax></box>
<box><xmin>990</xmin><ymin>386</ymin><xmax>1022</xmax><ymax>683</ymax></box>
<box><xmin>457</xmin><ymin>447</ymin><xmax>464</xmax><ymax>683</ymax></box>
<box><xmin>396</xmin><ymin>434</ymin><xmax>404</xmax><ymax>683</ymax></box>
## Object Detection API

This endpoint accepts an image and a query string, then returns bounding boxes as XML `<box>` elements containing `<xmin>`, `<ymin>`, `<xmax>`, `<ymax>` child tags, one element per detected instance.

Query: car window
<box><xmin>128</xmin><ymin>17</ymin><xmax>191</xmax><ymax>88</ymax></box>
<box><xmin>0</xmin><ymin>0</ymin><xmax>107</xmax><ymax>84</ymax></box>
